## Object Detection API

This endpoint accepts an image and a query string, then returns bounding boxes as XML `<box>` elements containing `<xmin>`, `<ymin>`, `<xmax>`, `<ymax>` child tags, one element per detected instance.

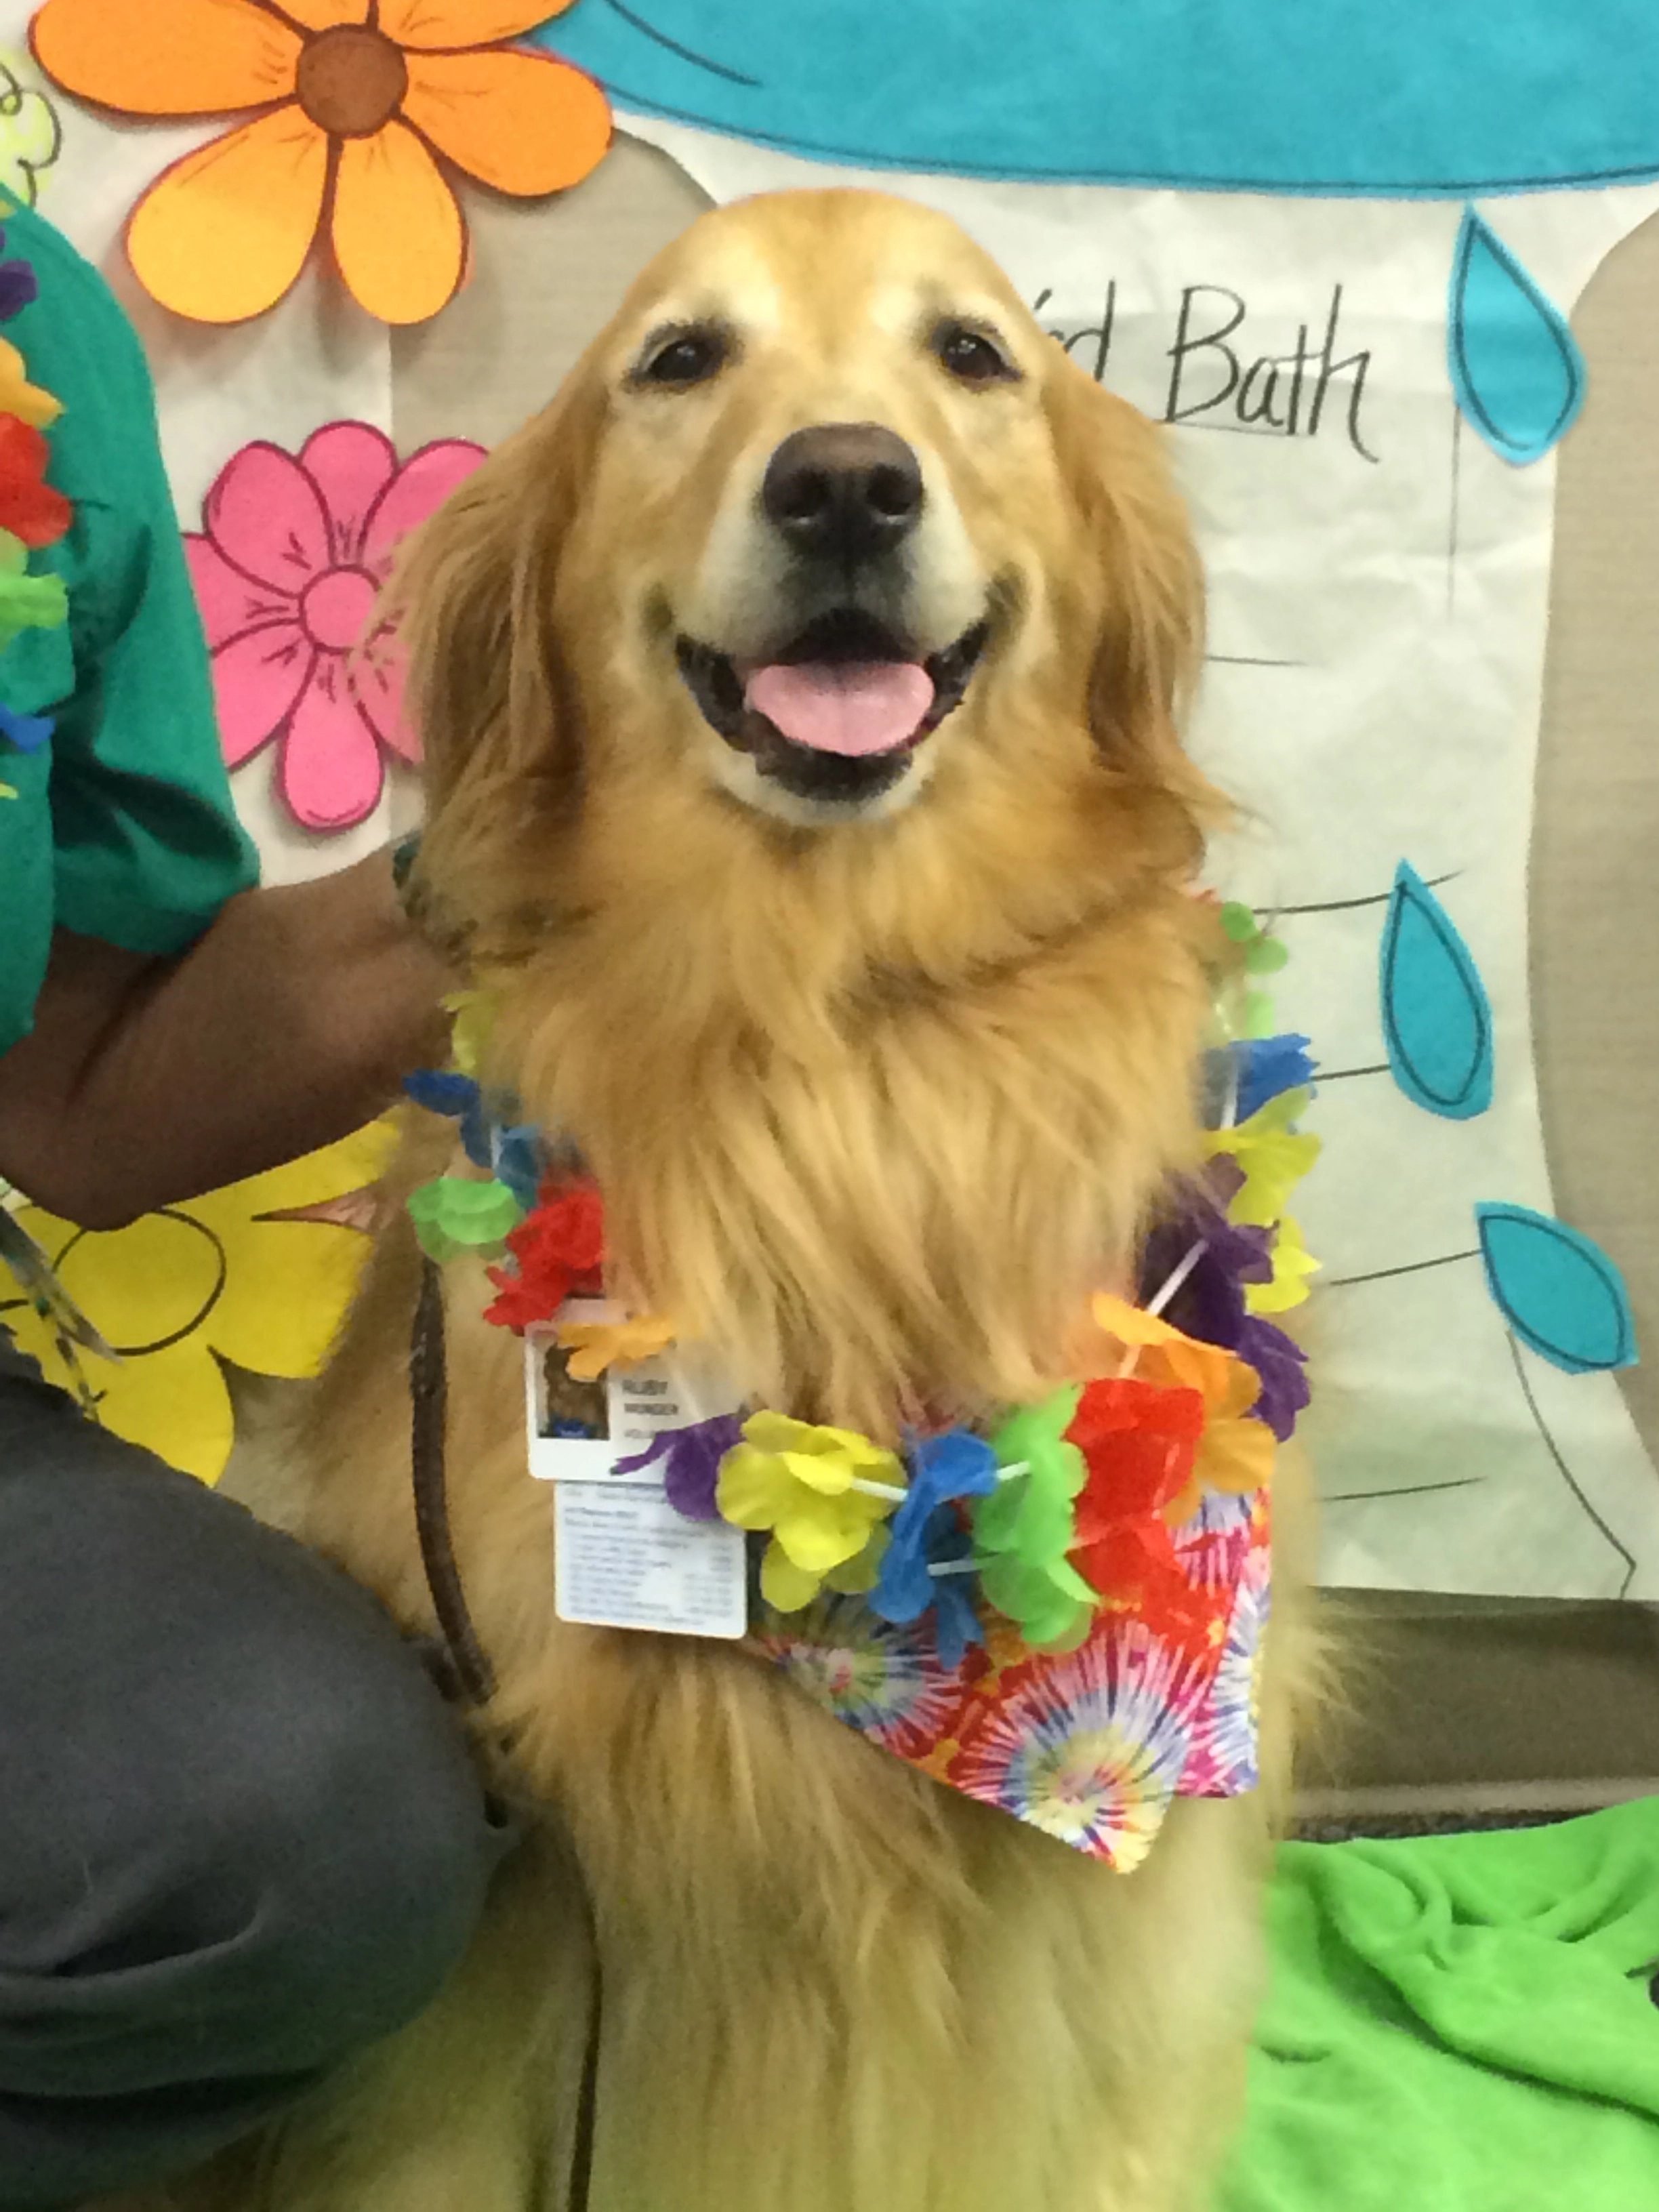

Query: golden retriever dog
<box><xmin>134</xmin><ymin>188</ymin><xmax>1311</xmax><ymax>2212</ymax></box>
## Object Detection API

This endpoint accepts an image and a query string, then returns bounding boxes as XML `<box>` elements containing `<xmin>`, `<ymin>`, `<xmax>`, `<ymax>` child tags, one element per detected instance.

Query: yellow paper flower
<box><xmin>0</xmin><ymin>63</ymin><xmax>62</xmax><ymax>206</ymax></box>
<box><xmin>0</xmin><ymin>1121</ymin><xmax>396</xmax><ymax>1481</ymax></box>
<box><xmin>555</xmin><ymin>1312</ymin><xmax>676</xmax><ymax>1381</ymax></box>
<box><xmin>1204</xmin><ymin>1088</ymin><xmax>1321</xmax><ymax>1228</ymax></box>
<box><xmin>716</xmin><ymin>1412</ymin><xmax>905</xmax><ymax>1612</ymax></box>
<box><xmin>1089</xmin><ymin>1293</ymin><xmax>1275</xmax><ymax>1521</ymax></box>
<box><xmin>1245</xmin><ymin>1214</ymin><xmax>1319</xmax><ymax>1315</ymax></box>
<box><xmin>0</xmin><ymin>336</ymin><xmax>58</xmax><ymax>426</ymax></box>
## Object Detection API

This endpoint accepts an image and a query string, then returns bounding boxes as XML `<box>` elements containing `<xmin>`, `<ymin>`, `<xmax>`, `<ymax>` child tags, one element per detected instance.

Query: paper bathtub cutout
<box><xmin>532</xmin><ymin>0</ymin><xmax>1659</xmax><ymax>194</ymax></box>
<box><xmin>29</xmin><ymin>0</ymin><xmax>613</xmax><ymax>323</ymax></box>
<box><xmin>184</xmin><ymin>422</ymin><xmax>485</xmax><ymax>832</ymax></box>
<box><xmin>1449</xmin><ymin>208</ymin><xmax>1585</xmax><ymax>464</ymax></box>
<box><xmin>1380</xmin><ymin>863</ymin><xmax>1494</xmax><ymax>1120</ymax></box>
<box><xmin>1475</xmin><ymin>1204</ymin><xmax>1639</xmax><ymax>1376</ymax></box>
<box><xmin>0</xmin><ymin>1122</ymin><xmax>396</xmax><ymax>1483</ymax></box>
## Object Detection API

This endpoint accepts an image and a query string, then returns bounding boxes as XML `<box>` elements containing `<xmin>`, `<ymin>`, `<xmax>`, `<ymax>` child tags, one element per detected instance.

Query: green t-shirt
<box><xmin>0</xmin><ymin>201</ymin><xmax>258</xmax><ymax>1059</ymax></box>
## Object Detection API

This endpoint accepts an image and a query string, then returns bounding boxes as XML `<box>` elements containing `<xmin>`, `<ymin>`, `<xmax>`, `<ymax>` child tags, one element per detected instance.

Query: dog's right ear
<box><xmin>384</xmin><ymin>365</ymin><xmax>607</xmax><ymax>954</ymax></box>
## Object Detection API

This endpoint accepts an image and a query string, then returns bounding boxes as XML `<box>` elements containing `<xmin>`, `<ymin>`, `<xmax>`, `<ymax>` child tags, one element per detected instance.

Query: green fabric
<box><xmin>1223</xmin><ymin>1801</ymin><xmax>1659</xmax><ymax>2210</ymax></box>
<box><xmin>0</xmin><ymin>201</ymin><xmax>257</xmax><ymax>1060</ymax></box>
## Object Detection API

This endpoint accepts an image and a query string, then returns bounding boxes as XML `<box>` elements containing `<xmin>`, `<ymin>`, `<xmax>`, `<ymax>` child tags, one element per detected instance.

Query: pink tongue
<box><xmin>745</xmin><ymin>660</ymin><xmax>934</xmax><ymax>756</ymax></box>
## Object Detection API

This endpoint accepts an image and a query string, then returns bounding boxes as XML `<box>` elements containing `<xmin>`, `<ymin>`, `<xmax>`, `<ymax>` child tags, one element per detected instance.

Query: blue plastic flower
<box><xmin>1225</xmin><ymin>1033</ymin><xmax>1316</xmax><ymax>1124</ymax></box>
<box><xmin>0</xmin><ymin>699</ymin><xmax>51</xmax><ymax>752</ymax></box>
<box><xmin>491</xmin><ymin>1123</ymin><xmax>545</xmax><ymax>1212</ymax></box>
<box><xmin>402</xmin><ymin>1067</ymin><xmax>539</xmax><ymax>1189</ymax></box>
<box><xmin>404</xmin><ymin>1067</ymin><xmax>488</xmax><ymax>1158</ymax></box>
<box><xmin>869</xmin><ymin>1429</ymin><xmax>997</xmax><ymax>1664</ymax></box>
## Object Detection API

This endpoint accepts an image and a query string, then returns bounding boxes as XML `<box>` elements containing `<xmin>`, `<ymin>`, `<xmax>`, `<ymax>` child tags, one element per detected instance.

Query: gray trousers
<box><xmin>0</xmin><ymin>1335</ymin><xmax>511</xmax><ymax>2209</ymax></box>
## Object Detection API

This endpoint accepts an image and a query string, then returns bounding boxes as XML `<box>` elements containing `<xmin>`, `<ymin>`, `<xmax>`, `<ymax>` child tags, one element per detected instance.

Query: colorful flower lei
<box><xmin>0</xmin><ymin>211</ymin><xmax>68</xmax><ymax>796</ymax></box>
<box><xmin>402</xmin><ymin>918</ymin><xmax>1317</xmax><ymax>1653</ymax></box>
<box><xmin>402</xmin><ymin>913</ymin><xmax>1315</xmax><ymax>1869</ymax></box>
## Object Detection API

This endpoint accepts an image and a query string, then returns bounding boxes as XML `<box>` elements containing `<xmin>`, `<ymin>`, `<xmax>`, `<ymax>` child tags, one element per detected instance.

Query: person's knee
<box><xmin>201</xmin><ymin>1593</ymin><xmax>504</xmax><ymax>2072</ymax></box>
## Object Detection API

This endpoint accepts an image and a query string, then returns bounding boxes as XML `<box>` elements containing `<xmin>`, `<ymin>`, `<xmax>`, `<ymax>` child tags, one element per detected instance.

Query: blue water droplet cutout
<box><xmin>1380</xmin><ymin>863</ymin><xmax>1493</xmax><ymax>1119</ymax></box>
<box><xmin>1476</xmin><ymin>1203</ymin><xmax>1638</xmax><ymax>1374</ymax></box>
<box><xmin>1448</xmin><ymin>207</ymin><xmax>1586</xmax><ymax>464</ymax></box>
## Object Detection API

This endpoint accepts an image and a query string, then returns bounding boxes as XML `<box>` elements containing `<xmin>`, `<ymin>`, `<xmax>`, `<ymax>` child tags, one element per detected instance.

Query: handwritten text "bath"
<box><xmin>1036</xmin><ymin>282</ymin><xmax>1378</xmax><ymax>463</ymax></box>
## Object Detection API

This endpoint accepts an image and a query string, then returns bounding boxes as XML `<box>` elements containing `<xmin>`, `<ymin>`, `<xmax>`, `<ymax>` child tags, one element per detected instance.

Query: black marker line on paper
<box><xmin>1324</xmin><ymin>1249</ymin><xmax>1482</xmax><ymax>1289</ymax></box>
<box><xmin>1504</xmin><ymin>1331</ymin><xmax>1637</xmax><ymax>1597</ymax></box>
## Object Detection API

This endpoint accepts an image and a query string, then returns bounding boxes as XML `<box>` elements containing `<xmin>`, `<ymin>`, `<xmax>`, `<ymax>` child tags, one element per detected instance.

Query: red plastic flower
<box><xmin>483</xmin><ymin>1176</ymin><xmax>604</xmax><ymax>1330</ymax></box>
<box><xmin>0</xmin><ymin>414</ymin><xmax>70</xmax><ymax>546</ymax></box>
<box><xmin>1067</xmin><ymin>1376</ymin><xmax>1214</xmax><ymax>1643</ymax></box>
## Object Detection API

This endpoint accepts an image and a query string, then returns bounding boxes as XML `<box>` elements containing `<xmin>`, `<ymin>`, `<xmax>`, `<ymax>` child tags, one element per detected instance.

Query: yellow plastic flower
<box><xmin>1204</xmin><ymin>1088</ymin><xmax>1321</xmax><ymax>1228</ymax></box>
<box><xmin>443</xmin><ymin>987</ymin><xmax>497</xmax><ymax>1078</ymax></box>
<box><xmin>555</xmin><ymin>1312</ymin><xmax>676</xmax><ymax>1381</ymax></box>
<box><xmin>1245</xmin><ymin>1214</ymin><xmax>1319</xmax><ymax>1315</ymax></box>
<box><xmin>716</xmin><ymin>1412</ymin><xmax>905</xmax><ymax>1612</ymax></box>
<box><xmin>0</xmin><ymin>337</ymin><xmax>58</xmax><ymax>426</ymax></box>
<box><xmin>0</xmin><ymin>1121</ymin><xmax>395</xmax><ymax>1481</ymax></box>
<box><xmin>1089</xmin><ymin>1294</ymin><xmax>1275</xmax><ymax>1521</ymax></box>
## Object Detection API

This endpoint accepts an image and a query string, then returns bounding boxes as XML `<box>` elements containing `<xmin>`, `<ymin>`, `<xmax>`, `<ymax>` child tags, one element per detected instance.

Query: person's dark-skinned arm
<box><xmin>0</xmin><ymin>853</ymin><xmax>449</xmax><ymax>1231</ymax></box>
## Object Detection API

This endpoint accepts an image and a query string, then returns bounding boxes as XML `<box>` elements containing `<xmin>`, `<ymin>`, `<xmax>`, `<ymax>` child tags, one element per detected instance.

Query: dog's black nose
<box><xmin>761</xmin><ymin>423</ymin><xmax>923</xmax><ymax>563</ymax></box>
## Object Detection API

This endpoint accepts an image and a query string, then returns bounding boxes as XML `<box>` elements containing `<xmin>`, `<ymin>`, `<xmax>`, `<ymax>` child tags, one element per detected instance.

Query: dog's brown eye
<box><xmin>932</xmin><ymin>322</ymin><xmax>1018</xmax><ymax>386</ymax></box>
<box><xmin>637</xmin><ymin>327</ymin><xmax>729</xmax><ymax>388</ymax></box>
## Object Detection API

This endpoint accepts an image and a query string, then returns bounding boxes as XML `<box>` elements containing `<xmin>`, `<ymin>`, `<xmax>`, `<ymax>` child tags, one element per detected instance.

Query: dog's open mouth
<box><xmin>676</xmin><ymin>610</ymin><xmax>989</xmax><ymax>805</ymax></box>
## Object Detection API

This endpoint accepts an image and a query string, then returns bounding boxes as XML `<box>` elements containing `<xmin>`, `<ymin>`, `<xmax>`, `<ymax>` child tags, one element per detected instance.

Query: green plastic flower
<box><xmin>0</xmin><ymin>527</ymin><xmax>65</xmax><ymax>652</ymax></box>
<box><xmin>406</xmin><ymin>1174</ymin><xmax>525</xmax><ymax>1263</ymax></box>
<box><xmin>971</xmin><ymin>1387</ymin><xmax>1099</xmax><ymax>1645</ymax></box>
<box><xmin>716</xmin><ymin>1412</ymin><xmax>905</xmax><ymax>1612</ymax></box>
<box><xmin>977</xmin><ymin>1551</ymin><xmax>1099</xmax><ymax>1650</ymax></box>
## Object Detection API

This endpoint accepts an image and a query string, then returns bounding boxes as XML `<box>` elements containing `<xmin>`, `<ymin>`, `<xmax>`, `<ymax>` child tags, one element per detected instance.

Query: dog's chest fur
<box><xmin>500</xmin><ymin>871</ymin><xmax>1214</xmax><ymax>1437</ymax></box>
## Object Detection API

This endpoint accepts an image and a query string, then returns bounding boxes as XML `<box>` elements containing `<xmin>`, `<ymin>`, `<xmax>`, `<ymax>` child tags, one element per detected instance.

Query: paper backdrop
<box><xmin>0</xmin><ymin>3</ymin><xmax>404</xmax><ymax>883</ymax></box>
<box><xmin>524</xmin><ymin>0</ymin><xmax>1659</xmax><ymax>1603</ymax></box>
<box><xmin>16</xmin><ymin>0</ymin><xmax>1659</xmax><ymax>1599</ymax></box>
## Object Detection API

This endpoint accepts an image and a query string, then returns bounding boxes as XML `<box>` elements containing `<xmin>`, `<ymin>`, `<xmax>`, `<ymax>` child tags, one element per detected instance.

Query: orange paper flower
<box><xmin>30</xmin><ymin>0</ymin><xmax>612</xmax><ymax>325</ymax></box>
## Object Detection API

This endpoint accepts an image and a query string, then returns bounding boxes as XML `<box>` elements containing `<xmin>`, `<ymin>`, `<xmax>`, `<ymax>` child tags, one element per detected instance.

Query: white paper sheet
<box><xmin>615</xmin><ymin>117</ymin><xmax>1659</xmax><ymax>1601</ymax></box>
<box><xmin>0</xmin><ymin>23</ymin><xmax>398</xmax><ymax>884</ymax></box>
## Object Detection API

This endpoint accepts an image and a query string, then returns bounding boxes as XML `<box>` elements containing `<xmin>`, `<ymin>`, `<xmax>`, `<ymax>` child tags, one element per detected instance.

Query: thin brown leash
<box><xmin>407</xmin><ymin>1253</ymin><xmax>602</xmax><ymax>2210</ymax></box>
<box><xmin>409</xmin><ymin>1253</ymin><xmax>496</xmax><ymax>1708</ymax></box>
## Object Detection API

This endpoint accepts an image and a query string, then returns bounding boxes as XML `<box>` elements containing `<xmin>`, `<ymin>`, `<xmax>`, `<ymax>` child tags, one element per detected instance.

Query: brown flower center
<box><xmin>295</xmin><ymin>25</ymin><xmax>409</xmax><ymax>140</ymax></box>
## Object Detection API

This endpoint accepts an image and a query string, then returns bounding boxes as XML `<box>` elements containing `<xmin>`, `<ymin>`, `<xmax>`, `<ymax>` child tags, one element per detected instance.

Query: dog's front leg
<box><xmin>558</xmin><ymin>1643</ymin><xmax>1267</xmax><ymax>2212</ymax></box>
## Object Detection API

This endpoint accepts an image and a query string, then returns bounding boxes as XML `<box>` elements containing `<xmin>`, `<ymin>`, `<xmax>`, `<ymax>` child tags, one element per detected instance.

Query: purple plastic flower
<box><xmin>617</xmin><ymin>1413</ymin><xmax>745</xmax><ymax>1521</ymax></box>
<box><xmin>1236</xmin><ymin>1313</ymin><xmax>1310</xmax><ymax>1441</ymax></box>
<box><xmin>1140</xmin><ymin>1182</ymin><xmax>1312</xmax><ymax>1442</ymax></box>
<box><xmin>0</xmin><ymin>243</ymin><xmax>39</xmax><ymax>324</ymax></box>
<box><xmin>1140</xmin><ymin>1201</ymin><xmax>1272</xmax><ymax>1355</ymax></box>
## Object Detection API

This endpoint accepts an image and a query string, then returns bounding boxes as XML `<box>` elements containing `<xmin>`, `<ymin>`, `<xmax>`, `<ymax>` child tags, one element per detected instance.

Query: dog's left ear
<box><xmin>382</xmin><ymin>361</ymin><xmax>609</xmax><ymax>955</ymax></box>
<box><xmin>1042</xmin><ymin>350</ymin><xmax>1222</xmax><ymax>860</ymax></box>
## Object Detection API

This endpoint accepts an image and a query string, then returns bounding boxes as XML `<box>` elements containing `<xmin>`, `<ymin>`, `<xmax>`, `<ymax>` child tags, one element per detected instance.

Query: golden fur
<box><xmin>116</xmin><ymin>190</ymin><xmax>1315</xmax><ymax>2212</ymax></box>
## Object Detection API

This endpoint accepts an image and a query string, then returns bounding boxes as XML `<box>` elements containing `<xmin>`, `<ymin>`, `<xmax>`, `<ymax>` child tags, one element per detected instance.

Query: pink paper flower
<box><xmin>184</xmin><ymin>422</ymin><xmax>485</xmax><ymax>832</ymax></box>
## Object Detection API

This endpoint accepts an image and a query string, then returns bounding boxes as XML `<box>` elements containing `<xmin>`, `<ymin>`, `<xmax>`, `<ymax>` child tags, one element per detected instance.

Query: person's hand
<box><xmin>0</xmin><ymin>853</ymin><xmax>451</xmax><ymax>1226</ymax></box>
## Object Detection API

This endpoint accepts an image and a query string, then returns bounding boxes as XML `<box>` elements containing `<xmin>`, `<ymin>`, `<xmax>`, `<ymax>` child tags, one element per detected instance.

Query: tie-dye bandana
<box><xmin>752</xmin><ymin>1487</ymin><xmax>1269</xmax><ymax>1872</ymax></box>
<box><xmin>407</xmin><ymin>926</ymin><xmax>1313</xmax><ymax>1872</ymax></box>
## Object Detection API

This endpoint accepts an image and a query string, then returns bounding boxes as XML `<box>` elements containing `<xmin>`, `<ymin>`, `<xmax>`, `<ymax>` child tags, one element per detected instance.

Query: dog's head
<box><xmin>395</xmin><ymin>189</ymin><xmax>1213</xmax><ymax>951</ymax></box>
